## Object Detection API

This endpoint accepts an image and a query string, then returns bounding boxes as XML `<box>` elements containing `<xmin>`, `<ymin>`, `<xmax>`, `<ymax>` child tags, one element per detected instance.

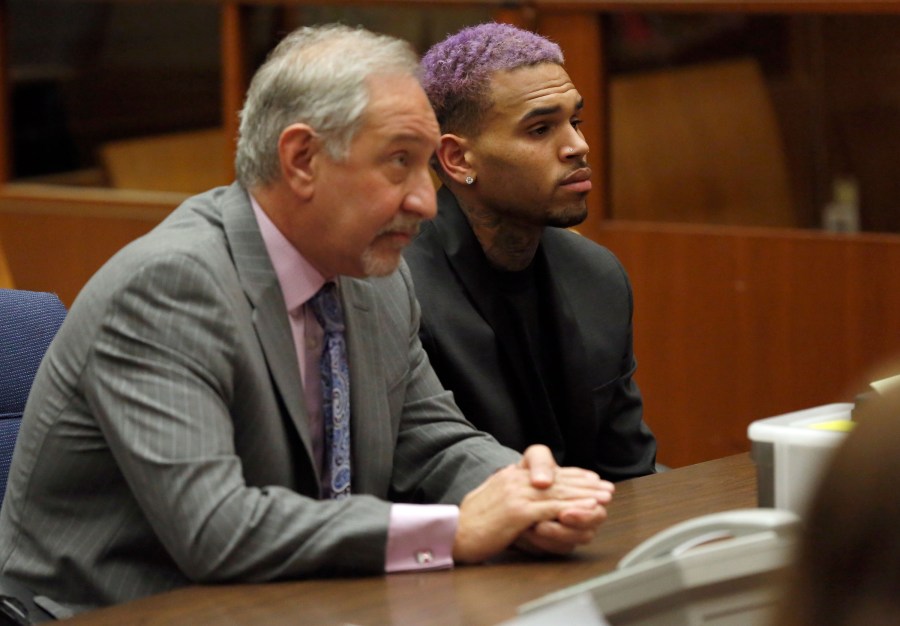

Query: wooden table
<box><xmin>63</xmin><ymin>453</ymin><xmax>758</xmax><ymax>626</ymax></box>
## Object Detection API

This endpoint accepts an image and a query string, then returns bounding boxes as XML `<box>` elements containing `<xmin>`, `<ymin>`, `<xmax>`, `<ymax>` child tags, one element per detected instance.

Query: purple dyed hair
<box><xmin>420</xmin><ymin>22</ymin><xmax>564</xmax><ymax>135</ymax></box>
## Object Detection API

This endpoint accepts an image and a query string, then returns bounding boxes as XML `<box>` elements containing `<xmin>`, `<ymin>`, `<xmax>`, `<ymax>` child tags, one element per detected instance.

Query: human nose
<box><xmin>560</xmin><ymin>128</ymin><xmax>590</xmax><ymax>162</ymax></box>
<box><xmin>403</xmin><ymin>167</ymin><xmax>438</xmax><ymax>220</ymax></box>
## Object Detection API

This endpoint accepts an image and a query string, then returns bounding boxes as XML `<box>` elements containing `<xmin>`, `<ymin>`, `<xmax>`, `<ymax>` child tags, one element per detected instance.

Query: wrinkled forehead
<box><xmin>357</xmin><ymin>74</ymin><xmax>440</xmax><ymax>145</ymax></box>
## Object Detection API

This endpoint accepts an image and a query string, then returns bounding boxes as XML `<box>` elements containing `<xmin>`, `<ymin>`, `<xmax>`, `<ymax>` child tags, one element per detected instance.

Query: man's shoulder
<box><xmin>80</xmin><ymin>187</ymin><xmax>240</xmax><ymax>299</ymax></box>
<box><xmin>543</xmin><ymin>227</ymin><xmax>623</xmax><ymax>272</ymax></box>
<box><xmin>129</xmin><ymin>185</ymin><xmax>241</xmax><ymax>254</ymax></box>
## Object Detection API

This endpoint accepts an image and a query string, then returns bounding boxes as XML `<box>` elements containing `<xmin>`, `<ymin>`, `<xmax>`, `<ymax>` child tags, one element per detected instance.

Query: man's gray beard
<box><xmin>361</xmin><ymin>215</ymin><xmax>421</xmax><ymax>277</ymax></box>
<box><xmin>361</xmin><ymin>247</ymin><xmax>401</xmax><ymax>277</ymax></box>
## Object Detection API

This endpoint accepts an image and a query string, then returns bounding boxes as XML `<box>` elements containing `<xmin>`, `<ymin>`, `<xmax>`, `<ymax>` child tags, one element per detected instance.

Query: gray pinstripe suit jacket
<box><xmin>0</xmin><ymin>183</ymin><xmax>518</xmax><ymax>611</ymax></box>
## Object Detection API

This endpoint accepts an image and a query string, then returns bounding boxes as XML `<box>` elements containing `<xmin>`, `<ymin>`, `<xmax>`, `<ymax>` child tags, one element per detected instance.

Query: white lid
<box><xmin>748</xmin><ymin>403</ymin><xmax>853</xmax><ymax>446</ymax></box>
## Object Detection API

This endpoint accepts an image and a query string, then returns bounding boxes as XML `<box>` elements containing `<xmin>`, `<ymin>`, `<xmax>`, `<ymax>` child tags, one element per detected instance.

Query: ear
<box><xmin>435</xmin><ymin>134</ymin><xmax>473</xmax><ymax>186</ymax></box>
<box><xmin>278</xmin><ymin>123</ymin><xmax>319</xmax><ymax>200</ymax></box>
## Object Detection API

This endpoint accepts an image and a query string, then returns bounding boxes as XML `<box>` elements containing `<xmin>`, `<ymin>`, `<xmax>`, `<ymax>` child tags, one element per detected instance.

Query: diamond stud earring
<box><xmin>465</xmin><ymin>175</ymin><xmax>475</xmax><ymax>185</ymax></box>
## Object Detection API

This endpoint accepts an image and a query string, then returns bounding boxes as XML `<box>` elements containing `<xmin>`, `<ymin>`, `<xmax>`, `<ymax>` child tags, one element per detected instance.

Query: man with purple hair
<box><xmin>405</xmin><ymin>23</ymin><xmax>657</xmax><ymax>482</ymax></box>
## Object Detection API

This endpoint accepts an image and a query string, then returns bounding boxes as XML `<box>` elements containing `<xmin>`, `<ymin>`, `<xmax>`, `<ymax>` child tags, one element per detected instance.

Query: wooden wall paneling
<box><xmin>603</xmin><ymin>226</ymin><xmax>747</xmax><ymax>465</ymax></box>
<box><xmin>0</xmin><ymin>233</ymin><xmax>12</xmax><ymax>288</ymax></box>
<box><xmin>609</xmin><ymin>59</ymin><xmax>796</xmax><ymax>227</ymax></box>
<box><xmin>843</xmin><ymin>236</ymin><xmax>900</xmax><ymax>379</ymax></box>
<box><xmin>765</xmin><ymin>15</ymin><xmax>823</xmax><ymax>228</ymax></box>
<box><xmin>0</xmin><ymin>211</ymin><xmax>151</xmax><ymax>305</ymax></box>
<box><xmin>492</xmin><ymin>5</ymin><xmax>536</xmax><ymax>29</ymax></box>
<box><xmin>0</xmin><ymin>188</ymin><xmax>175</xmax><ymax>305</ymax></box>
<box><xmin>763</xmin><ymin>235</ymin><xmax>900</xmax><ymax>399</ymax></box>
<box><xmin>594</xmin><ymin>223</ymin><xmax>900</xmax><ymax>467</ymax></box>
<box><xmin>100</xmin><ymin>128</ymin><xmax>229</xmax><ymax>193</ymax></box>
<box><xmin>221</xmin><ymin>2</ymin><xmax>249</xmax><ymax>182</ymax></box>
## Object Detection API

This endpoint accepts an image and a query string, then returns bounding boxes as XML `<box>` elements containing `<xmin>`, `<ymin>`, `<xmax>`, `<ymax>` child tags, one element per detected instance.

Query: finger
<box><xmin>512</xmin><ymin>532</ymin><xmax>545</xmax><ymax>555</ymax></box>
<box><xmin>529</xmin><ymin>497</ymin><xmax>599</xmax><ymax>525</ymax></box>
<box><xmin>554</xmin><ymin>467</ymin><xmax>601</xmax><ymax>482</ymax></box>
<box><xmin>519</xmin><ymin>445</ymin><xmax>557</xmax><ymax>488</ymax></box>
<box><xmin>541</xmin><ymin>480</ymin><xmax>614</xmax><ymax>504</ymax></box>
<box><xmin>514</xmin><ymin>528</ymin><xmax>575</xmax><ymax>555</ymax></box>
<box><xmin>533</xmin><ymin>519</ymin><xmax>597</xmax><ymax>545</ymax></box>
<box><xmin>516</xmin><ymin>523</ymin><xmax>595</xmax><ymax>555</ymax></box>
<box><xmin>558</xmin><ymin>504</ymin><xmax>609</xmax><ymax>528</ymax></box>
<box><xmin>553</xmin><ymin>468</ymin><xmax>616</xmax><ymax>493</ymax></box>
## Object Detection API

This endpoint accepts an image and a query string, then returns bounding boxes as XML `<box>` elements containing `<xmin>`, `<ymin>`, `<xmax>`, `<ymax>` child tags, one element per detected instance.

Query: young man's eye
<box><xmin>530</xmin><ymin>125</ymin><xmax>550</xmax><ymax>137</ymax></box>
<box><xmin>571</xmin><ymin>118</ymin><xmax>583</xmax><ymax>129</ymax></box>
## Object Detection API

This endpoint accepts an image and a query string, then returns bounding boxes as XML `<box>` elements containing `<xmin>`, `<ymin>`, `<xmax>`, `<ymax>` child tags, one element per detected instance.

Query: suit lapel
<box><xmin>540</xmin><ymin>232</ymin><xmax>594</xmax><ymax>424</ymax></box>
<box><xmin>433</xmin><ymin>188</ymin><xmax>564</xmax><ymax>450</ymax></box>
<box><xmin>339</xmin><ymin>277</ymin><xmax>392</xmax><ymax>497</ymax></box>
<box><xmin>432</xmin><ymin>187</ymin><xmax>506</xmax><ymax>336</ymax></box>
<box><xmin>221</xmin><ymin>184</ymin><xmax>319</xmax><ymax>483</ymax></box>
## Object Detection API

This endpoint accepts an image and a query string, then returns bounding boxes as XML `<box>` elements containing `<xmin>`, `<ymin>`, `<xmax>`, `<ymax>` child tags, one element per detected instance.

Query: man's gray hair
<box><xmin>235</xmin><ymin>24</ymin><xmax>420</xmax><ymax>188</ymax></box>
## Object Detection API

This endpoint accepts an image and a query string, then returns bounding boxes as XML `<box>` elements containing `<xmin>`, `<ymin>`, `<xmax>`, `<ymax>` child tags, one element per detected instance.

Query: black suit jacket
<box><xmin>404</xmin><ymin>186</ymin><xmax>656</xmax><ymax>481</ymax></box>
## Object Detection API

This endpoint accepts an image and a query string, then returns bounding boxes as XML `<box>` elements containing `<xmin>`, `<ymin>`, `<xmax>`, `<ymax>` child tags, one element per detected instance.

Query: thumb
<box><xmin>519</xmin><ymin>444</ymin><xmax>557</xmax><ymax>489</ymax></box>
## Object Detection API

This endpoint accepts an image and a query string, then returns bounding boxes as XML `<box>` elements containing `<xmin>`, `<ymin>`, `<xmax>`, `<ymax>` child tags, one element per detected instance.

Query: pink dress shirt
<box><xmin>250</xmin><ymin>195</ymin><xmax>457</xmax><ymax>572</ymax></box>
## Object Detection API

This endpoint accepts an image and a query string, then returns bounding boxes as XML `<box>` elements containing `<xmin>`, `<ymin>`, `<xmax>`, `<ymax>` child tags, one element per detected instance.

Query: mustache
<box><xmin>376</xmin><ymin>215</ymin><xmax>421</xmax><ymax>238</ymax></box>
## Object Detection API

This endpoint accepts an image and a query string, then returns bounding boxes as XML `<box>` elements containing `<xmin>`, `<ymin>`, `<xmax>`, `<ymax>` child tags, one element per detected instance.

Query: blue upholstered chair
<box><xmin>0</xmin><ymin>289</ymin><xmax>67</xmax><ymax>506</ymax></box>
<box><xmin>0</xmin><ymin>290</ymin><xmax>68</xmax><ymax>622</ymax></box>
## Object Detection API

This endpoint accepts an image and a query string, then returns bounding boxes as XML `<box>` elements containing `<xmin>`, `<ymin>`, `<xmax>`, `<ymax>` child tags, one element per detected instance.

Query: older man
<box><xmin>0</xmin><ymin>24</ymin><xmax>613</xmax><ymax>613</ymax></box>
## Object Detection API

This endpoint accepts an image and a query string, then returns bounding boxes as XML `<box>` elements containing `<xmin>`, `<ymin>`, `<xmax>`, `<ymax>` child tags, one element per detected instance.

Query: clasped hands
<box><xmin>453</xmin><ymin>444</ymin><xmax>615</xmax><ymax>563</ymax></box>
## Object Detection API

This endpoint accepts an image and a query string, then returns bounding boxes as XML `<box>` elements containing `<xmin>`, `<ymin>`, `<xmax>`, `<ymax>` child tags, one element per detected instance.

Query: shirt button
<box><xmin>415</xmin><ymin>550</ymin><xmax>434</xmax><ymax>565</ymax></box>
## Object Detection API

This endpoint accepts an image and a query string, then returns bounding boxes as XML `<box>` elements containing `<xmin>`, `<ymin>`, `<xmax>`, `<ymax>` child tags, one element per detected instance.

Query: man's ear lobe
<box><xmin>435</xmin><ymin>134</ymin><xmax>474</xmax><ymax>186</ymax></box>
<box><xmin>279</xmin><ymin>124</ymin><xmax>319</xmax><ymax>198</ymax></box>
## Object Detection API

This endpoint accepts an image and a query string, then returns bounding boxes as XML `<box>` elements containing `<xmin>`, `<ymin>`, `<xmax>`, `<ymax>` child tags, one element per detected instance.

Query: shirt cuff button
<box><xmin>415</xmin><ymin>550</ymin><xmax>434</xmax><ymax>565</ymax></box>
